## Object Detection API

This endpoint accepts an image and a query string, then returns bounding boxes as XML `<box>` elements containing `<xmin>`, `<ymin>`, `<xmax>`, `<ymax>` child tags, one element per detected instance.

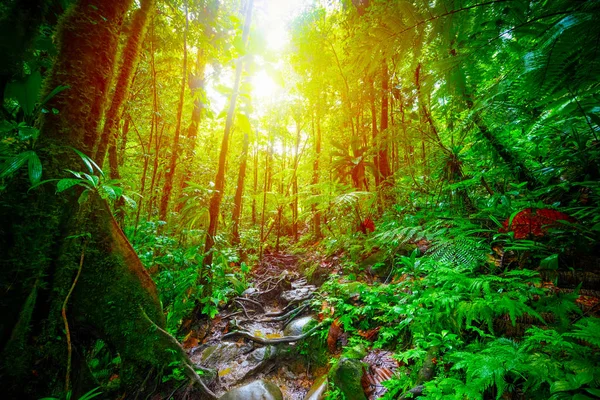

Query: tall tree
<box><xmin>159</xmin><ymin>0</ymin><xmax>189</xmax><ymax>222</ymax></box>
<box><xmin>95</xmin><ymin>0</ymin><xmax>155</xmax><ymax>172</ymax></box>
<box><xmin>0</xmin><ymin>1</ymin><xmax>213</xmax><ymax>398</ymax></box>
<box><xmin>204</xmin><ymin>0</ymin><xmax>253</xmax><ymax>265</ymax></box>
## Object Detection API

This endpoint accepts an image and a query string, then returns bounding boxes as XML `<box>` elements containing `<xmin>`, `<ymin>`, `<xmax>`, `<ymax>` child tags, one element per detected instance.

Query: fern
<box><xmin>564</xmin><ymin>318</ymin><xmax>600</xmax><ymax>347</ymax></box>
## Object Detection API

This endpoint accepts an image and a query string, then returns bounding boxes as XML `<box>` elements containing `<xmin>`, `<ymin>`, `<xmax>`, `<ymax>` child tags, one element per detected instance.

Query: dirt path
<box><xmin>187</xmin><ymin>253</ymin><xmax>324</xmax><ymax>399</ymax></box>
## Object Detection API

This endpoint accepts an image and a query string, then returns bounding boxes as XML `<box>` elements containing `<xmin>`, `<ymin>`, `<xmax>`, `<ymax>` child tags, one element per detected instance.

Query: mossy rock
<box><xmin>219</xmin><ymin>380</ymin><xmax>283</xmax><ymax>400</ymax></box>
<box><xmin>283</xmin><ymin>315</ymin><xmax>316</xmax><ymax>337</ymax></box>
<box><xmin>330</xmin><ymin>357</ymin><xmax>367</xmax><ymax>400</ymax></box>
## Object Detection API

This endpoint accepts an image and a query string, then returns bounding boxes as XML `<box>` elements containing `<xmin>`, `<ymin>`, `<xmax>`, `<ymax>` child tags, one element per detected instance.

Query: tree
<box><xmin>204</xmin><ymin>0</ymin><xmax>253</xmax><ymax>266</ymax></box>
<box><xmin>0</xmin><ymin>1</ymin><xmax>213</xmax><ymax>398</ymax></box>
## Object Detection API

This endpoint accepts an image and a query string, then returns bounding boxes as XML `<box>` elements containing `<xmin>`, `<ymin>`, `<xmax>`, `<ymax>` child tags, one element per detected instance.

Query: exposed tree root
<box><xmin>258</xmin><ymin>301</ymin><xmax>309</xmax><ymax>322</ymax></box>
<box><xmin>140</xmin><ymin>307</ymin><xmax>217</xmax><ymax>399</ymax></box>
<box><xmin>221</xmin><ymin>321</ymin><xmax>325</xmax><ymax>345</ymax></box>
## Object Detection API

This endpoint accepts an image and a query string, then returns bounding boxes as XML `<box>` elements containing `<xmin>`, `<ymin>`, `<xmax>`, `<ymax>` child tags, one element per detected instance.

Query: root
<box><xmin>139</xmin><ymin>307</ymin><xmax>217</xmax><ymax>399</ymax></box>
<box><xmin>234</xmin><ymin>297</ymin><xmax>264</xmax><ymax>312</ymax></box>
<box><xmin>222</xmin><ymin>321</ymin><xmax>325</xmax><ymax>345</ymax></box>
<box><xmin>62</xmin><ymin>240</ymin><xmax>87</xmax><ymax>393</ymax></box>
<box><xmin>258</xmin><ymin>301</ymin><xmax>309</xmax><ymax>322</ymax></box>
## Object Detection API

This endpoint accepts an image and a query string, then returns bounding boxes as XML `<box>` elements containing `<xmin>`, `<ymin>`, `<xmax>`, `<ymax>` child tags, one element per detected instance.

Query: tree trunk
<box><xmin>0</xmin><ymin>2</ymin><xmax>210</xmax><ymax>398</ymax></box>
<box><xmin>312</xmin><ymin>107</ymin><xmax>322</xmax><ymax>239</ymax></box>
<box><xmin>370</xmin><ymin>78</ymin><xmax>381</xmax><ymax>187</ymax></box>
<box><xmin>292</xmin><ymin>119</ymin><xmax>301</xmax><ymax>241</ymax></box>
<box><xmin>232</xmin><ymin>133</ymin><xmax>249</xmax><ymax>245</ymax></box>
<box><xmin>259</xmin><ymin>137</ymin><xmax>271</xmax><ymax>260</ymax></box>
<box><xmin>175</xmin><ymin>48</ymin><xmax>207</xmax><ymax>212</ymax></box>
<box><xmin>378</xmin><ymin>59</ymin><xmax>392</xmax><ymax>185</ymax></box>
<box><xmin>204</xmin><ymin>0</ymin><xmax>253</xmax><ymax>266</ymax></box>
<box><xmin>252</xmin><ymin>144</ymin><xmax>258</xmax><ymax>225</ymax></box>
<box><xmin>95</xmin><ymin>0</ymin><xmax>154</xmax><ymax>168</ymax></box>
<box><xmin>159</xmin><ymin>1</ymin><xmax>189</xmax><ymax>222</ymax></box>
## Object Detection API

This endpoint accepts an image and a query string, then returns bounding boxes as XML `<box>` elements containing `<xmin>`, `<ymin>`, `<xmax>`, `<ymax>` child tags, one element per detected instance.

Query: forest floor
<box><xmin>186</xmin><ymin>252</ymin><xmax>332</xmax><ymax>399</ymax></box>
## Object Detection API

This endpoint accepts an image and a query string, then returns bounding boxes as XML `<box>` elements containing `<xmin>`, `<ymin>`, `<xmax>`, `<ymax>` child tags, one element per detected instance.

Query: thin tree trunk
<box><xmin>117</xmin><ymin>116</ymin><xmax>130</xmax><ymax>168</ymax></box>
<box><xmin>134</xmin><ymin>21</ymin><xmax>159</xmax><ymax>233</ymax></box>
<box><xmin>232</xmin><ymin>133</ymin><xmax>249</xmax><ymax>245</ymax></box>
<box><xmin>148</xmin><ymin>123</ymin><xmax>165</xmax><ymax>215</ymax></box>
<box><xmin>95</xmin><ymin>0</ymin><xmax>154</xmax><ymax>168</ymax></box>
<box><xmin>159</xmin><ymin>1</ymin><xmax>188</xmax><ymax>222</ymax></box>
<box><xmin>259</xmin><ymin>136</ymin><xmax>271</xmax><ymax>260</ymax></box>
<box><xmin>175</xmin><ymin>48</ymin><xmax>206</xmax><ymax>212</ymax></box>
<box><xmin>204</xmin><ymin>0</ymin><xmax>253</xmax><ymax>266</ymax></box>
<box><xmin>379</xmin><ymin>59</ymin><xmax>392</xmax><ymax>185</ymax></box>
<box><xmin>370</xmin><ymin>78</ymin><xmax>380</xmax><ymax>187</ymax></box>
<box><xmin>292</xmin><ymin>120</ymin><xmax>301</xmax><ymax>241</ymax></box>
<box><xmin>252</xmin><ymin>144</ymin><xmax>258</xmax><ymax>225</ymax></box>
<box><xmin>312</xmin><ymin>107</ymin><xmax>322</xmax><ymax>239</ymax></box>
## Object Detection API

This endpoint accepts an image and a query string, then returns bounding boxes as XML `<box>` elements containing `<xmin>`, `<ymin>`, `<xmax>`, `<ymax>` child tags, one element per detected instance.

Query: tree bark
<box><xmin>232</xmin><ymin>133</ymin><xmax>249</xmax><ymax>245</ymax></box>
<box><xmin>204</xmin><ymin>0</ymin><xmax>253</xmax><ymax>266</ymax></box>
<box><xmin>159</xmin><ymin>1</ymin><xmax>189</xmax><ymax>222</ymax></box>
<box><xmin>95</xmin><ymin>0</ymin><xmax>155</xmax><ymax>169</ymax></box>
<box><xmin>0</xmin><ymin>2</ymin><xmax>206</xmax><ymax>398</ymax></box>
<box><xmin>378</xmin><ymin>58</ymin><xmax>392</xmax><ymax>185</ymax></box>
<box><xmin>175</xmin><ymin>48</ymin><xmax>207</xmax><ymax>212</ymax></box>
<box><xmin>312</xmin><ymin>107</ymin><xmax>322</xmax><ymax>239</ymax></box>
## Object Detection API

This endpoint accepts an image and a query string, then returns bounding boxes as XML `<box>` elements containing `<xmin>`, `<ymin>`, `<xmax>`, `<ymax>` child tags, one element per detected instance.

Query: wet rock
<box><xmin>283</xmin><ymin>315</ymin><xmax>316</xmax><ymax>337</ymax></box>
<box><xmin>242</xmin><ymin>287</ymin><xmax>259</xmax><ymax>296</ymax></box>
<box><xmin>281</xmin><ymin>287</ymin><xmax>316</xmax><ymax>303</ymax></box>
<box><xmin>330</xmin><ymin>357</ymin><xmax>367</xmax><ymax>400</ymax></box>
<box><xmin>219</xmin><ymin>379</ymin><xmax>283</xmax><ymax>400</ymax></box>
<box><xmin>304</xmin><ymin>375</ymin><xmax>327</xmax><ymax>400</ymax></box>
<box><xmin>196</xmin><ymin>342</ymin><xmax>251</xmax><ymax>370</ymax></box>
<box><xmin>218</xmin><ymin>345</ymin><xmax>280</xmax><ymax>386</ymax></box>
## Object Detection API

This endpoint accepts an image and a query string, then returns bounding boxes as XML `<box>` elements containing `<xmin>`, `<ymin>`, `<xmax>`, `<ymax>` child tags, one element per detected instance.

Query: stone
<box><xmin>219</xmin><ymin>380</ymin><xmax>283</xmax><ymax>400</ymax></box>
<box><xmin>283</xmin><ymin>315</ymin><xmax>316</xmax><ymax>337</ymax></box>
<box><xmin>218</xmin><ymin>345</ymin><xmax>280</xmax><ymax>386</ymax></box>
<box><xmin>330</xmin><ymin>357</ymin><xmax>367</xmax><ymax>400</ymax></box>
<box><xmin>281</xmin><ymin>287</ymin><xmax>316</xmax><ymax>303</ymax></box>
<box><xmin>304</xmin><ymin>375</ymin><xmax>327</xmax><ymax>400</ymax></box>
<box><xmin>196</xmin><ymin>342</ymin><xmax>250</xmax><ymax>370</ymax></box>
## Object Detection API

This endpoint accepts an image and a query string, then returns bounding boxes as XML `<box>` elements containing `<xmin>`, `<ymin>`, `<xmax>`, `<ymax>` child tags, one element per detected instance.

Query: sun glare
<box><xmin>251</xmin><ymin>69</ymin><xmax>278</xmax><ymax>100</ymax></box>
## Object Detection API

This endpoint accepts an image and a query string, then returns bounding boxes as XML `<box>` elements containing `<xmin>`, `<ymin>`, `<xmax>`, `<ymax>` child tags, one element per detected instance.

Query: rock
<box><xmin>219</xmin><ymin>380</ymin><xmax>283</xmax><ymax>400</ymax></box>
<box><xmin>196</xmin><ymin>342</ymin><xmax>251</xmax><ymax>370</ymax></box>
<box><xmin>330</xmin><ymin>357</ymin><xmax>367</xmax><ymax>400</ymax></box>
<box><xmin>283</xmin><ymin>315</ymin><xmax>316</xmax><ymax>337</ymax></box>
<box><xmin>304</xmin><ymin>375</ymin><xmax>327</xmax><ymax>400</ymax></box>
<box><xmin>217</xmin><ymin>345</ymin><xmax>280</xmax><ymax>386</ymax></box>
<box><xmin>281</xmin><ymin>287</ymin><xmax>316</xmax><ymax>303</ymax></box>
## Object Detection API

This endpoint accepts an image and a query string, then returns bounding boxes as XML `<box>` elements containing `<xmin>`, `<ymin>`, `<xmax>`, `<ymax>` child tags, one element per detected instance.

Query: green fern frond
<box><xmin>564</xmin><ymin>318</ymin><xmax>600</xmax><ymax>347</ymax></box>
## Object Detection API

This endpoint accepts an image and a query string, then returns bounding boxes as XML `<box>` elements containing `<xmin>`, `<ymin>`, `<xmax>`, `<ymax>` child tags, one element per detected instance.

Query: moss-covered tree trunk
<box><xmin>0</xmin><ymin>1</ymin><xmax>211</xmax><ymax>398</ymax></box>
<box><xmin>95</xmin><ymin>0</ymin><xmax>155</xmax><ymax>170</ymax></box>
<box><xmin>159</xmin><ymin>0</ymin><xmax>188</xmax><ymax>222</ymax></box>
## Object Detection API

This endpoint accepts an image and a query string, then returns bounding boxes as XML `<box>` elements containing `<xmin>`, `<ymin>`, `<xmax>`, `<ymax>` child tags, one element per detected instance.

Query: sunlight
<box><xmin>251</xmin><ymin>69</ymin><xmax>278</xmax><ymax>100</ymax></box>
<box><xmin>255</xmin><ymin>0</ymin><xmax>311</xmax><ymax>51</ymax></box>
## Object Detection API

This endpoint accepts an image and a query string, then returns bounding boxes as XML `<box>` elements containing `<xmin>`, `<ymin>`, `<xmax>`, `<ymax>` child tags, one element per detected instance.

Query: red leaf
<box><xmin>500</xmin><ymin>208</ymin><xmax>575</xmax><ymax>239</ymax></box>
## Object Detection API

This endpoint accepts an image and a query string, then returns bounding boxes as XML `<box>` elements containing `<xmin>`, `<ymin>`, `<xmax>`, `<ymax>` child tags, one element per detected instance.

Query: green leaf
<box><xmin>236</xmin><ymin>113</ymin><xmax>252</xmax><ymax>133</ymax></box>
<box><xmin>0</xmin><ymin>151</ymin><xmax>34</xmax><ymax>178</ymax></box>
<box><xmin>78</xmin><ymin>189</ymin><xmax>90</xmax><ymax>204</ymax></box>
<box><xmin>57</xmin><ymin>178</ymin><xmax>83</xmax><ymax>193</ymax></box>
<box><xmin>70</xmin><ymin>147</ymin><xmax>104</xmax><ymax>177</ymax></box>
<box><xmin>4</xmin><ymin>71</ymin><xmax>42</xmax><ymax>116</ymax></box>
<box><xmin>39</xmin><ymin>85</ymin><xmax>70</xmax><ymax>110</ymax></box>
<box><xmin>27</xmin><ymin>152</ymin><xmax>42</xmax><ymax>185</ymax></box>
<box><xmin>540</xmin><ymin>254</ymin><xmax>558</xmax><ymax>270</ymax></box>
<box><xmin>121</xmin><ymin>194</ymin><xmax>137</xmax><ymax>209</ymax></box>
